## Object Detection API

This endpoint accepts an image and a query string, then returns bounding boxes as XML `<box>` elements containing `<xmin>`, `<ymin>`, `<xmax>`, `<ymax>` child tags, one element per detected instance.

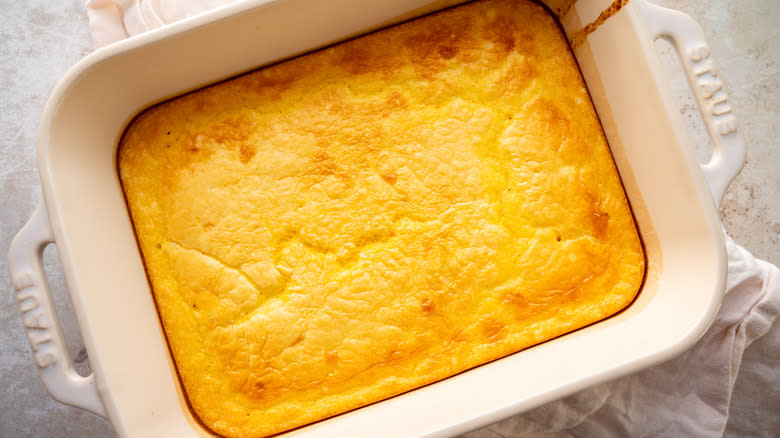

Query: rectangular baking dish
<box><xmin>9</xmin><ymin>0</ymin><xmax>745</xmax><ymax>436</ymax></box>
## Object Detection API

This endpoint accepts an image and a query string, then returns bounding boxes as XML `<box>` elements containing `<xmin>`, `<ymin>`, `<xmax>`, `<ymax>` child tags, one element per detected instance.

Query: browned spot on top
<box><xmin>187</xmin><ymin>86</ymin><xmax>226</xmax><ymax>113</ymax></box>
<box><xmin>192</xmin><ymin>99</ymin><xmax>206</xmax><ymax>113</ymax></box>
<box><xmin>203</xmin><ymin>221</ymin><xmax>215</xmax><ymax>229</ymax></box>
<box><xmin>536</xmin><ymin>99</ymin><xmax>568</xmax><ymax>128</ymax></box>
<box><xmin>340</xmin><ymin>90</ymin><xmax>409</xmax><ymax>127</ymax></box>
<box><xmin>486</xmin><ymin>17</ymin><xmax>515</xmax><ymax>52</ymax></box>
<box><xmin>494</xmin><ymin>56</ymin><xmax>538</xmax><ymax>96</ymax></box>
<box><xmin>585</xmin><ymin>189</ymin><xmax>609</xmax><ymax>239</ymax></box>
<box><xmin>211</xmin><ymin>114</ymin><xmax>254</xmax><ymax>145</ymax></box>
<box><xmin>482</xmin><ymin>319</ymin><xmax>507</xmax><ymax>342</ymax></box>
<box><xmin>483</xmin><ymin>17</ymin><xmax>535</xmax><ymax>57</ymax></box>
<box><xmin>160</xmin><ymin>132</ymin><xmax>215</xmax><ymax>187</ymax></box>
<box><xmin>381</xmin><ymin>171</ymin><xmax>398</xmax><ymax>185</ymax></box>
<box><xmin>593</xmin><ymin>209</ymin><xmax>609</xmax><ymax>238</ymax></box>
<box><xmin>179</xmin><ymin>132</ymin><xmax>195</xmax><ymax>150</ymax></box>
<box><xmin>134</xmin><ymin>106</ymin><xmax>169</xmax><ymax>140</ymax></box>
<box><xmin>337</xmin><ymin>43</ymin><xmax>406</xmax><ymax>76</ymax></box>
<box><xmin>325</xmin><ymin>351</ymin><xmax>338</xmax><ymax>365</ymax></box>
<box><xmin>207</xmin><ymin>114</ymin><xmax>258</xmax><ymax>163</ymax></box>
<box><xmin>438</xmin><ymin>45</ymin><xmax>458</xmax><ymax>59</ymax></box>
<box><xmin>404</xmin><ymin>13</ymin><xmax>478</xmax><ymax>77</ymax></box>
<box><xmin>245</xmin><ymin>68</ymin><xmax>298</xmax><ymax>97</ymax></box>
<box><xmin>421</xmin><ymin>297</ymin><xmax>435</xmax><ymax>314</ymax></box>
<box><xmin>540</xmin><ymin>100</ymin><xmax>572</xmax><ymax>148</ymax></box>
<box><xmin>239</xmin><ymin>143</ymin><xmax>256</xmax><ymax>164</ymax></box>
<box><xmin>244</xmin><ymin>378</ymin><xmax>266</xmax><ymax>399</ymax></box>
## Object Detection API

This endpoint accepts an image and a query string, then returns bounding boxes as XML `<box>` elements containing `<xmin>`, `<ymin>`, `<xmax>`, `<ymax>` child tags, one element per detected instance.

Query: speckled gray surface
<box><xmin>0</xmin><ymin>1</ymin><xmax>777</xmax><ymax>437</ymax></box>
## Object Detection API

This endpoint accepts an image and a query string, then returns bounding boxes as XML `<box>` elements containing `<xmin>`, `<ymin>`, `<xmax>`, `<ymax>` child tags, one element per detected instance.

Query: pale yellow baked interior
<box><xmin>118</xmin><ymin>0</ymin><xmax>645</xmax><ymax>436</ymax></box>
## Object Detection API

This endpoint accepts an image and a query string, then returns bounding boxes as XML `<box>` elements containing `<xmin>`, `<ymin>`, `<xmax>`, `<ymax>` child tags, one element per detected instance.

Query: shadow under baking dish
<box><xmin>115</xmin><ymin>0</ymin><xmax>648</xmax><ymax>436</ymax></box>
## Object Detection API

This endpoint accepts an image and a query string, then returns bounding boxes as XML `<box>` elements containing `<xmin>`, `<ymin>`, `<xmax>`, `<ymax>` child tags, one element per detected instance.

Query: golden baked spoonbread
<box><xmin>118</xmin><ymin>0</ymin><xmax>646</xmax><ymax>436</ymax></box>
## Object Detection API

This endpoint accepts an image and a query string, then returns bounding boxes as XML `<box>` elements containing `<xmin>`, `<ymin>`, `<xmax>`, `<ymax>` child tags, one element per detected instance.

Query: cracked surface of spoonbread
<box><xmin>118</xmin><ymin>0</ymin><xmax>645</xmax><ymax>436</ymax></box>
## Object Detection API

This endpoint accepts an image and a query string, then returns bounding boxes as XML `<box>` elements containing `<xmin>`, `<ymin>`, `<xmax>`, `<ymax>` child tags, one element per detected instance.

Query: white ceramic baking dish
<box><xmin>9</xmin><ymin>0</ymin><xmax>745</xmax><ymax>436</ymax></box>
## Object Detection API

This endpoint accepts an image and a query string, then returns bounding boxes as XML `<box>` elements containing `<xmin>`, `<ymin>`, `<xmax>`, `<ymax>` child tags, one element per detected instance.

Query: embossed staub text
<box><xmin>688</xmin><ymin>44</ymin><xmax>738</xmax><ymax>136</ymax></box>
<box><xmin>13</xmin><ymin>271</ymin><xmax>58</xmax><ymax>368</ymax></box>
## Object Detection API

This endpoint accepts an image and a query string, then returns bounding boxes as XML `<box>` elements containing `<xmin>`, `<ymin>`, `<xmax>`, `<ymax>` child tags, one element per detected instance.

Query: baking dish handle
<box><xmin>8</xmin><ymin>203</ymin><xmax>108</xmax><ymax>418</ymax></box>
<box><xmin>639</xmin><ymin>1</ymin><xmax>746</xmax><ymax>206</ymax></box>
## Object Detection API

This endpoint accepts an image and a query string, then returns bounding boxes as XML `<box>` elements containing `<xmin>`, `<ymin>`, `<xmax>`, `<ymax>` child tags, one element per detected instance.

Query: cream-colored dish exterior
<box><xmin>9</xmin><ymin>0</ymin><xmax>743</xmax><ymax>436</ymax></box>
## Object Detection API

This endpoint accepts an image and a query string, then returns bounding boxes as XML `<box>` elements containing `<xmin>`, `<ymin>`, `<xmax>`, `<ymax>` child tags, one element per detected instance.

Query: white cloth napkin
<box><xmin>86</xmin><ymin>0</ymin><xmax>239</xmax><ymax>47</ymax></box>
<box><xmin>84</xmin><ymin>2</ymin><xmax>780</xmax><ymax>436</ymax></box>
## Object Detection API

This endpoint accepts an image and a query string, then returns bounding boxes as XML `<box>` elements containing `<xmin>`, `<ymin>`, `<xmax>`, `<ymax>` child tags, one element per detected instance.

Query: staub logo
<box><xmin>13</xmin><ymin>271</ymin><xmax>58</xmax><ymax>368</ymax></box>
<box><xmin>688</xmin><ymin>44</ymin><xmax>738</xmax><ymax>137</ymax></box>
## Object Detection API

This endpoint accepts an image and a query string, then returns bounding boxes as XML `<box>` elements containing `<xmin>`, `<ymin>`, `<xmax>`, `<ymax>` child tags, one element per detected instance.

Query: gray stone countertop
<box><xmin>1</xmin><ymin>0</ymin><xmax>777</xmax><ymax>437</ymax></box>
